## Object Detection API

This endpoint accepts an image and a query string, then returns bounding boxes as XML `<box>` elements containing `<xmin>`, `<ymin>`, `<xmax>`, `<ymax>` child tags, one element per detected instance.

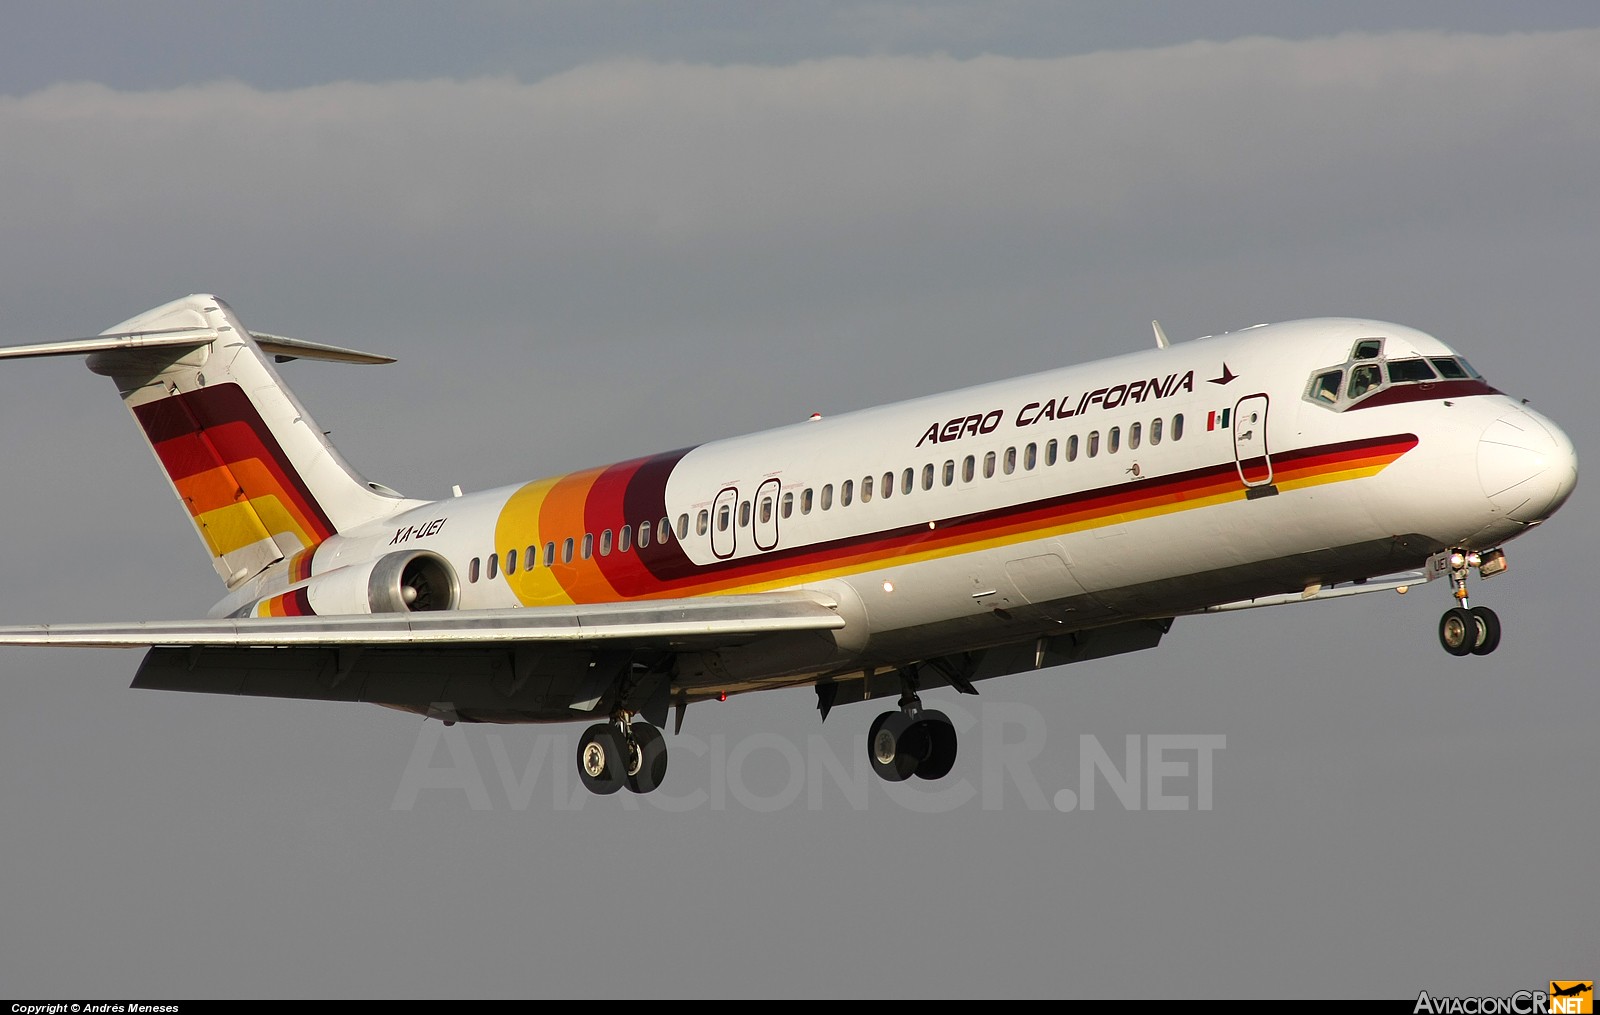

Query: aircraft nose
<box><xmin>1477</xmin><ymin>407</ymin><xmax>1579</xmax><ymax>524</ymax></box>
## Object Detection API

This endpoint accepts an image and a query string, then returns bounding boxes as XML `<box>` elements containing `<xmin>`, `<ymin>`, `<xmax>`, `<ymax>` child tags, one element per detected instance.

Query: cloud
<box><xmin>4</xmin><ymin>30</ymin><xmax>1597</xmax><ymax>291</ymax></box>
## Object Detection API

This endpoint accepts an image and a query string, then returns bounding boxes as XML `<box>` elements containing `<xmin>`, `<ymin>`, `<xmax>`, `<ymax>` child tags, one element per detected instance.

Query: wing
<box><xmin>0</xmin><ymin>590</ymin><xmax>844</xmax><ymax>648</ymax></box>
<box><xmin>0</xmin><ymin>591</ymin><xmax>847</xmax><ymax>726</ymax></box>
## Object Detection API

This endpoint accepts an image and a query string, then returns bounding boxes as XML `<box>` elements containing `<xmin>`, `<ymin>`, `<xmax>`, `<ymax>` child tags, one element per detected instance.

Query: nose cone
<box><xmin>1478</xmin><ymin>408</ymin><xmax>1579</xmax><ymax>523</ymax></box>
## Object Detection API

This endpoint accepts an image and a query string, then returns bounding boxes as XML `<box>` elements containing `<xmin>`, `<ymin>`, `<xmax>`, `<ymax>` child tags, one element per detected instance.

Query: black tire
<box><xmin>624</xmin><ymin>723</ymin><xmax>668</xmax><ymax>794</ymax></box>
<box><xmin>868</xmin><ymin>711</ymin><xmax>918</xmax><ymax>782</ymax></box>
<box><xmin>910</xmin><ymin>710</ymin><xmax>958</xmax><ymax>781</ymax></box>
<box><xmin>1469</xmin><ymin>606</ymin><xmax>1502</xmax><ymax>656</ymax></box>
<box><xmin>1438</xmin><ymin>607</ymin><xmax>1475</xmax><ymax>657</ymax></box>
<box><xmin>576</xmin><ymin>723</ymin><xmax>626</xmax><ymax>795</ymax></box>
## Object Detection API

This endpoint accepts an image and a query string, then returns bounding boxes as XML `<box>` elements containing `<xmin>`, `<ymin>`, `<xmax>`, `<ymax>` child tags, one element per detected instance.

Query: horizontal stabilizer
<box><xmin>0</xmin><ymin>591</ymin><xmax>846</xmax><ymax>649</ymax></box>
<box><xmin>249</xmin><ymin>332</ymin><xmax>395</xmax><ymax>365</ymax></box>
<box><xmin>0</xmin><ymin>327</ymin><xmax>393</xmax><ymax>365</ymax></box>
<box><xmin>0</xmin><ymin>327</ymin><xmax>213</xmax><ymax>361</ymax></box>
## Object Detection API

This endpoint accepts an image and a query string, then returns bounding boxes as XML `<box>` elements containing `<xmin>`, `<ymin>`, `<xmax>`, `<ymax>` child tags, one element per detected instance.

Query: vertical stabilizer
<box><xmin>75</xmin><ymin>295</ymin><xmax>409</xmax><ymax>585</ymax></box>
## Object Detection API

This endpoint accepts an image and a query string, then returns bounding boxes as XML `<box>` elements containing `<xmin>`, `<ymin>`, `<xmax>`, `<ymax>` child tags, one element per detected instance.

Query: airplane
<box><xmin>0</xmin><ymin>294</ymin><xmax>1578</xmax><ymax>794</ymax></box>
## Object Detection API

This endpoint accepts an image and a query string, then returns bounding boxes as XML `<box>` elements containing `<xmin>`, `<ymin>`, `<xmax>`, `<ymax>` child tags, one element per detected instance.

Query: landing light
<box><xmin>883</xmin><ymin>580</ymin><xmax>895</xmax><ymax>593</ymax></box>
<box><xmin>1449</xmin><ymin>552</ymin><xmax>1467</xmax><ymax>569</ymax></box>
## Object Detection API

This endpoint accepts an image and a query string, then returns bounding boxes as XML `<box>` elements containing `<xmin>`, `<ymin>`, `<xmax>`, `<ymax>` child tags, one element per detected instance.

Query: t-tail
<box><xmin>0</xmin><ymin>294</ymin><xmax>413</xmax><ymax>587</ymax></box>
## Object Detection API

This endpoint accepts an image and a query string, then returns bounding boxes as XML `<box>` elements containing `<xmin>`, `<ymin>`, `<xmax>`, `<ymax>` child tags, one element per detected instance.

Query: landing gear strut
<box><xmin>1435</xmin><ymin>547</ymin><xmax>1505</xmax><ymax>657</ymax></box>
<box><xmin>576</xmin><ymin>714</ymin><xmax>668</xmax><ymax>795</ymax></box>
<box><xmin>867</xmin><ymin>674</ymin><xmax>957</xmax><ymax>783</ymax></box>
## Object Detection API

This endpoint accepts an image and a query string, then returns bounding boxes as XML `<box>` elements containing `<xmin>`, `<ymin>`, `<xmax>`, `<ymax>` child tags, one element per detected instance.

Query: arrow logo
<box><xmin>1209</xmin><ymin>363</ymin><xmax>1238</xmax><ymax>385</ymax></box>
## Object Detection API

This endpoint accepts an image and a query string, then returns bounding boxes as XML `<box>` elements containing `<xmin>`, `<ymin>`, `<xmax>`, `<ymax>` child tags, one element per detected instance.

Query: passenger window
<box><xmin>821</xmin><ymin>484</ymin><xmax>833</xmax><ymax>510</ymax></box>
<box><xmin>675</xmin><ymin>515</ymin><xmax>687</xmax><ymax>539</ymax></box>
<box><xmin>526</xmin><ymin>544</ymin><xmax>538</xmax><ymax>567</ymax></box>
<box><xmin>962</xmin><ymin>456</ymin><xmax>976</xmax><ymax>483</ymax></box>
<box><xmin>942</xmin><ymin>460</ymin><xmax>955</xmax><ymax>486</ymax></box>
<box><xmin>659</xmin><ymin>518</ymin><xmax>672</xmax><ymax>544</ymax></box>
<box><xmin>581</xmin><ymin>534</ymin><xmax>593</xmax><ymax>559</ymax></box>
<box><xmin>1172</xmin><ymin>414</ymin><xmax>1184</xmax><ymax>440</ymax></box>
<box><xmin>782</xmin><ymin>491</ymin><xmax>794</xmax><ymax>518</ymax></box>
<box><xmin>1129</xmin><ymin>422</ymin><xmax>1141</xmax><ymax>450</ymax></box>
<box><xmin>600</xmin><ymin>529</ymin><xmax>612</xmax><ymax>556</ymax></box>
<box><xmin>1045</xmin><ymin>439</ymin><xmax>1057</xmax><ymax>466</ymax></box>
<box><xmin>983</xmin><ymin>451</ymin><xmax>996</xmax><ymax>479</ymax></box>
<box><xmin>801</xmin><ymin>488</ymin><xmax>813</xmax><ymax>514</ymax></box>
<box><xmin>922</xmin><ymin>464</ymin><xmax>935</xmax><ymax>491</ymax></box>
<box><xmin>881</xmin><ymin>472</ymin><xmax>893</xmax><ymax>500</ymax></box>
<box><xmin>1353</xmin><ymin>339</ymin><xmax>1384</xmax><ymax>360</ymax></box>
<box><xmin>760</xmin><ymin>497</ymin><xmax>773</xmax><ymax>523</ymax></box>
<box><xmin>841</xmin><ymin>480</ymin><xmax>853</xmax><ymax>507</ymax></box>
<box><xmin>637</xmin><ymin>522</ymin><xmax>650</xmax><ymax>549</ymax></box>
<box><xmin>469</xmin><ymin>557</ymin><xmax>480</xmax><ymax>583</ymax></box>
<box><xmin>1311</xmin><ymin>370</ymin><xmax>1343</xmax><ymax>403</ymax></box>
<box><xmin>487</xmin><ymin>553</ymin><xmax>499</xmax><ymax>579</ymax></box>
<box><xmin>902</xmin><ymin>468</ymin><xmax>914</xmax><ymax>495</ymax></box>
<box><xmin>1431</xmin><ymin>358</ymin><xmax>1469</xmax><ymax>379</ymax></box>
<box><xmin>696</xmin><ymin>510</ymin><xmax>709</xmax><ymax>537</ymax></box>
<box><xmin>506</xmin><ymin>548</ymin><xmax>518</xmax><ymax>574</ymax></box>
<box><xmin>739</xmin><ymin>501</ymin><xmax>751</xmax><ymax>528</ymax></box>
<box><xmin>618</xmin><ymin>525</ymin><xmax>631</xmax><ymax>553</ymax></box>
<box><xmin>544</xmin><ymin>542</ymin><xmax>556</xmax><ymax>567</ymax></box>
<box><xmin>718</xmin><ymin>505</ymin><xmax>731</xmax><ymax>531</ymax></box>
<box><xmin>1024</xmin><ymin>443</ymin><xmax>1037</xmax><ymax>470</ymax></box>
<box><xmin>860</xmin><ymin>476</ymin><xmax>872</xmax><ymax>503</ymax></box>
<box><xmin>1387</xmin><ymin>358</ymin><xmax>1438</xmax><ymax>383</ymax></box>
<box><xmin>562</xmin><ymin>538</ymin><xmax>574</xmax><ymax>564</ymax></box>
<box><xmin>1088</xmin><ymin>431</ymin><xmax>1100</xmax><ymax>457</ymax></box>
<box><xmin>1067</xmin><ymin>435</ymin><xmax>1079</xmax><ymax>462</ymax></box>
<box><xmin>1348</xmin><ymin>363</ymin><xmax>1383</xmax><ymax>398</ymax></box>
<box><xmin>1151</xmin><ymin>418</ymin><xmax>1163</xmax><ymax>445</ymax></box>
<box><xmin>1003</xmin><ymin>447</ymin><xmax>1016</xmax><ymax>474</ymax></box>
<box><xmin>1108</xmin><ymin>428</ymin><xmax>1119</xmax><ymax>454</ymax></box>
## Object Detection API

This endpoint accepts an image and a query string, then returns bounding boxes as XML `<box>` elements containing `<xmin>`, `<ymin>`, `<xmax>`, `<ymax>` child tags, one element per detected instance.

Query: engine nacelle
<box><xmin>300</xmin><ymin>550</ymin><xmax>461</xmax><ymax>615</ymax></box>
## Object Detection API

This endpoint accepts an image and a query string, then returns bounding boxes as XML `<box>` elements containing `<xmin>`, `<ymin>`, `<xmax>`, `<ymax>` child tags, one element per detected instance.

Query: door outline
<box><xmin>710</xmin><ymin>486</ymin><xmax>739</xmax><ymax>559</ymax></box>
<box><xmin>1232</xmin><ymin>393</ymin><xmax>1274</xmax><ymax>488</ymax></box>
<box><xmin>753</xmin><ymin>478</ymin><xmax>780</xmax><ymax>551</ymax></box>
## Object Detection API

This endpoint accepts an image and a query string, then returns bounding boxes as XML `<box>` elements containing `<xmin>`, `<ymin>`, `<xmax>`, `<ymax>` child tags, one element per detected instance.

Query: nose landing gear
<box><xmin>1435</xmin><ymin>548</ymin><xmax>1506</xmax><ymax>657</ymax></box>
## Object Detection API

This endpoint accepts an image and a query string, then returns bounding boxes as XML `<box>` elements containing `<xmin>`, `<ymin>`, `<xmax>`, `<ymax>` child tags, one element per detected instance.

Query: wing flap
<box><xmin>0</xmin><ymin>591</ymin><xmax>845</xmax><ymax>649</ymax></box>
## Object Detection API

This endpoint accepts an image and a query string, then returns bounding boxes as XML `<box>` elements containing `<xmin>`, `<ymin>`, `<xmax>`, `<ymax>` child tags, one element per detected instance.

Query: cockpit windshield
<box><xmin>1303</xmin><ymin>338</ymin><xmax>1488</xmax><ymax>411</ymax></box>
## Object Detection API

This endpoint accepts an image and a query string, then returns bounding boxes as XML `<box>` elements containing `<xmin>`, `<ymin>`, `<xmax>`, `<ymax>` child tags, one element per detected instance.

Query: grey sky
<box><xmin>1</xmin><ymin>3</ymin><xmax>1595</xmax><ymax>1000</ymax></box>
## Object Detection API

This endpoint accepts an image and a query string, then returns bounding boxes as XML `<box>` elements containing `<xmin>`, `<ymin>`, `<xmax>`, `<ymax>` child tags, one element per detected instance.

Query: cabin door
<box><xmin>753</xmin><ymin>478</ymin><xmax>780</xmax><ymax>551</ymax></box>
<box><xmin>1232</xmin><ymin>393</ymin><xmax>1274</xmax><ymax>488</ymax></box>
<box><xmin>711</xmin><ymin>486</ymin><xmax>739</xmax><ymax>559</ymax></box>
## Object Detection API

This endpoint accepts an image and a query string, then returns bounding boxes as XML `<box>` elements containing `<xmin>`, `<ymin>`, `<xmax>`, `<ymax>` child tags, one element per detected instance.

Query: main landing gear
<box><xmin>576</xmin><ymin>714</ymin><xmax>668</xmax><ymax>795</ymax></box>
<box><xmin>867</xmin><ymin>683</ymin><xmax>958</xmax><ymax>783</ymax></box>
<box><xmin>1436</xmin><ymin>547</ymin><xmax>1506</xmax><ymax>657</ymax></box>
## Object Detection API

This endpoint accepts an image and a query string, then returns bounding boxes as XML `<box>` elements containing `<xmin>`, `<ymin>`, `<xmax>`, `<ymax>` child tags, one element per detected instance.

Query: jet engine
<box><xmin>299</xmin><ymin>550</ymin><xmax>461</xmax><ymax>615</ymax></box>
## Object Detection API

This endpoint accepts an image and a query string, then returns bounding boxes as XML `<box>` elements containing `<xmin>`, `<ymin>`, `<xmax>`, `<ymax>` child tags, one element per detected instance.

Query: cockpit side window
<box><xmin>1310</xmin><ymin>370</ymin><xmax>1343</xmax><ymax>403</ymax></box>
<box><xmin>1348</xmin><ymin>363</ymin><xmax>1383</xmax><ymax>399</ymax></box>
<box><xmin>1352</xmin><ymin>339</ymin><xmax>1384</xmax><ymax>360</ymax></box>
<box><xmin>1431</xmin><ymin>357</ymin><xmax>1468</xmax><ymax>379</ymax></box>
